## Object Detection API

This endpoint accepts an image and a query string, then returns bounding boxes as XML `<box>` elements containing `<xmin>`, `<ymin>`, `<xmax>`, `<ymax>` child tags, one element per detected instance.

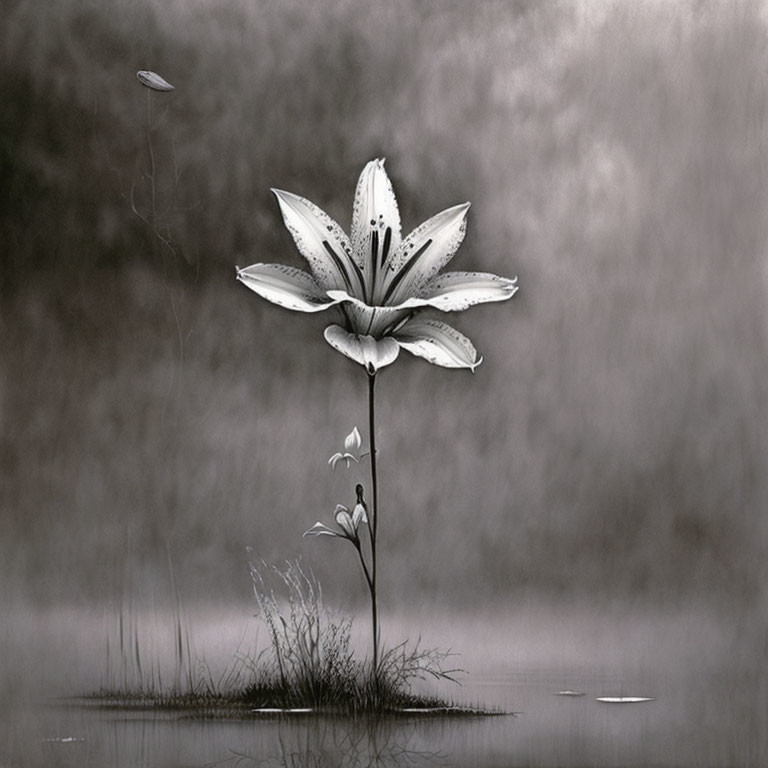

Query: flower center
<box><xmin>380</xmin><ymin>238</ymin><xmax>432</xmax><ymax>305</ymax></box>
<box><xmin>369</xmin><ymin>225</ymin><xmax>393</xmax><ymax>304</ymax></box>
<box><xmin>322</xmin><ymin>239</ymin><xmax>365</xmax><ymax>298</ymax></box>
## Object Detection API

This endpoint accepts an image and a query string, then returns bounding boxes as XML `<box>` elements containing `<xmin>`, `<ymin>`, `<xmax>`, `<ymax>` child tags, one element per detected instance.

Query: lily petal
<box><xmin>334</xmin><ymin>506</ymin><xmax>356</xmax><ymax>539</ymax></box>
<box><xmin>352</xmin><ymin>502</ymin><xmax>368</xmax><ymax>528</ymax></box>
<box><xmin>328</xmin><ymin>272</ymin><xmax>517</xmax><ymax>325</ymax></box>
<box><xmin>394</xmin><ymin>318</ymin><xmax>482</xmax><ymax>371</ymax></box>
<box><xmin>328</xmin><ymin>452</ymin><xmax>358</xmax><ymax>469</ymax></box>
<box><xmin>236</xmin><ymin>264</ymin><xmax>339</xmax><ymax>313</ymax></box>
<box><xmin>272</xmin><ymin>189</ymin><xmax>365</xmax><ymax>296</ymax></box>
<box><xmin>326</xmin><ymin>290</ymin><xmax>412</xmax><ymax>337</ymax></box>
<box><xmin>382</xmin><ymin>203</ymin><xmax>471</xmax><ymax>305</ymax></box>
<box><xmin>303</xmin><ymin>522</ymin><xmax>340</xmax><ymax>537</ymax></box>
<box><xmin>413</xmin><ymin>271</ymin><xmax>519</xmax><ymax>311</ymax></box>
<box><xmin>324</xmin><ymin>325</ymin><xmax>401</xmax><ymax>371</ymax></box>
<box><xmin>136</xmin><ymin>70</ymin><xmax>175</xmax><ymax>91</ymax></box>
<box><xmin>350</xmin><ymin>159</ymin><xmax>402</xmax><ymax>301</ymax></box>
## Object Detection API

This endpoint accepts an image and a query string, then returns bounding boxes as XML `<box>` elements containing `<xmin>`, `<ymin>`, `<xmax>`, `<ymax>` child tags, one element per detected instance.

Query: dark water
<box><xmin>5</xmin><ymin>670</ymin><xmax>762</xmax><ymax>768</ymax></box>
<box><xmin>2</xmin><ymin>605</ymin><xmax>765</xmax><ymax>768</ymax></box>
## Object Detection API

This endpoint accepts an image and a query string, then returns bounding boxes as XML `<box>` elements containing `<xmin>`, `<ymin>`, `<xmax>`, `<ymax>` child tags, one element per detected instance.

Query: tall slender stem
<box><xmin>367</xmin><ymin>370</ymin><xmax>379</xmax><ymax>676</ymax></box>
<box><xmin>146</xmin><ymin>88</ymin><xmax>157</xmax><ymax>230</ymax></box>
<box><xmin>355</xmin><ymin>543</ymin><xmax>373</xmax><ymax>595</ymax></box>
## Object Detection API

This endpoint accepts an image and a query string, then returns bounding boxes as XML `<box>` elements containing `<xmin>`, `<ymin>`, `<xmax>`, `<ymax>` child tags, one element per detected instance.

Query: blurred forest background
<box><xmin>1</xmin><ymin>0</ymin><xmax>767</xmax><ymax>632</ymax></box>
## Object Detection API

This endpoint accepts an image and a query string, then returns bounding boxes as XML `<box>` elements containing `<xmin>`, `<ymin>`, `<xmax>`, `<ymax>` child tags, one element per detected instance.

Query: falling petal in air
<box><xmin>136</xmin><ymin>70</ymin><xmax>175</xmax><ymax>92</ymax></box>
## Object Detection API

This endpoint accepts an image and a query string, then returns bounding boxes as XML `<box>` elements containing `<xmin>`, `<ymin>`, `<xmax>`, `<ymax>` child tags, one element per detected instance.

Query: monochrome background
<box><xmin>2</xmin><ymin>0</ymin><xmax>766</xmax><ymax>708</ymax></box>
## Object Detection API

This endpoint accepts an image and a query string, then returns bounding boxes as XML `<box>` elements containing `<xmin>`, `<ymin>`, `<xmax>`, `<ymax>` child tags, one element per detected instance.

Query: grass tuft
<box><xmin>242</xmin><ymin>559</ymin><xmax>463</xmax><ymax>714</ymax></box>
<box><xmin>87</xmin><ymin>560</ymin><xmax>485</xmax><ymax>716</ymax></box>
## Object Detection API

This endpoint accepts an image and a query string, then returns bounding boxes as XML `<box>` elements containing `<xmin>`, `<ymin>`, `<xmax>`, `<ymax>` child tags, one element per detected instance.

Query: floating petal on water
<box><xmin>596</xmin><ymin>696</ymin><xmax>655</xmax><ymax>703</ymax></box>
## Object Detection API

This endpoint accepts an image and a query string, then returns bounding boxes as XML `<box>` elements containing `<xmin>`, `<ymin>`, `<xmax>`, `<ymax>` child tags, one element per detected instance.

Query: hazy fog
<box><xmin>2</xmin><ymin>0</ymin><xmax>767</xmax><ymax>635</ymax></box>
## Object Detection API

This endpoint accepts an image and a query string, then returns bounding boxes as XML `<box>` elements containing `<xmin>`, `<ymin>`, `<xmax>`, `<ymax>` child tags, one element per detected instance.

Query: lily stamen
<box><xmin>364</xmin><ymin>308</ymin><xmax>377</xmax><ymax>337</ymax></box>
<box><xmin>380</xmin><ymin>237</ymin><xmax>433</xmax><ymax>305</ymax></box>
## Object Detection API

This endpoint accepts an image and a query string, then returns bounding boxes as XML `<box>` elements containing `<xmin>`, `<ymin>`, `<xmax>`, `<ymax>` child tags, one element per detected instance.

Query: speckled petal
<box><xmin>272</xmin><ymin>189</ymin><xmax>364</xmax><ymax>295</ymax></box>
<box><xmin>413</xmin><ymin>271</ymin><xmax>519</xmax><ymax>311</ymax></box>
<box><xmin>236</xmin><ymin>264</ymin><xmax>339</xmax><ymax>312</ymax></box>
<box><xmin>381</xmin><ymin>203</ymin><xmax>471</xmax><ymax>305</ymax></box>
<box><xmin>394</xmin><ymin>318</ymin><xmax>482</xmax><ymax>371</ymax></box>
<box><xmin>350</xmin><ymin>159</ymin><xmax>402</xmax><ymax>302</ymax></box>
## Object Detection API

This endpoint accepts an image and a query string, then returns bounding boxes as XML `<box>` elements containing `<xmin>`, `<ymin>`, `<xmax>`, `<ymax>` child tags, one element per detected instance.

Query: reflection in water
<box><xmin>44</xmin><ymin>708</ymin><xmax>457</xmax><ymax>768</ymax></box>
<box><xmin>7</xmin><ymin>662</ymin><xmax>765</xmax><ymax>768</ymax></box>
<box><xmin>204</xmin><ymin>717</ymin><xmax>448</xmax><ymax>768</ymax></box>
<box><xmin>3</xmin><ymin>602</ymin><xmax>764</xmax><ymax>768</ymax></box>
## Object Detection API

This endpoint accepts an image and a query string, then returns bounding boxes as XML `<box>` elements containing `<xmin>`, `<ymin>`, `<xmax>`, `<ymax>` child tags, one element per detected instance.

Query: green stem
<box><xmin>367</xmin><ymin>370</ymin><xmax>379</xmax><ymax>677</ymax></box>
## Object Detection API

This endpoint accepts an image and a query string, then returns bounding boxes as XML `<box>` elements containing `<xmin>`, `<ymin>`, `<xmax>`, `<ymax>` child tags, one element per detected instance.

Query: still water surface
<box><xmin>2</xmin><ymin>605</ymin><xmax>765</xmax><ymax>767</ymax></box>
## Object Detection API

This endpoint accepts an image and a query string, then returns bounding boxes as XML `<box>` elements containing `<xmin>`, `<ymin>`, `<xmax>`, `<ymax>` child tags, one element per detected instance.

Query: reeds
<box><xmin>99</xmin><ymin>592</ymin><xmax>197</xmax><ymax>698</ymax></box>
<box><xmin>93</xmin><ymin>559</ymin><xmax>463</xmax><ymax>714</ymax></box>
<box><xmin>245</xmin><ymin>560</ymin><xmax>462</xmax><ymax>713</ymax></box>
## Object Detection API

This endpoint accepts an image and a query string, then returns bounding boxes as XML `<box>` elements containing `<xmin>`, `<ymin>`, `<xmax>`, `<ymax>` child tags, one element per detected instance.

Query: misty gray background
<box><xmin>1</xmin><ymin>0</ymin><xmax>766</xmax><ymax>642</ymax></box>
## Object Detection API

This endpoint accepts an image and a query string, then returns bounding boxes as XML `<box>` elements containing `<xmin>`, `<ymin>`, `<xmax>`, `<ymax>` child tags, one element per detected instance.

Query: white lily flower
<box><xmin>328</xmin><ymin>427</ymin><xmax>363</xmax><ymax>470</ymax></box>
<box><xmin>303</xmin><ymin>502</ymin><xmax>367</xmax><ymax>545</ymax></box>
<box><xmin>237</xmin><ymin>159</ymin><xmax>518</xmax><ymax>372</ymax></box>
